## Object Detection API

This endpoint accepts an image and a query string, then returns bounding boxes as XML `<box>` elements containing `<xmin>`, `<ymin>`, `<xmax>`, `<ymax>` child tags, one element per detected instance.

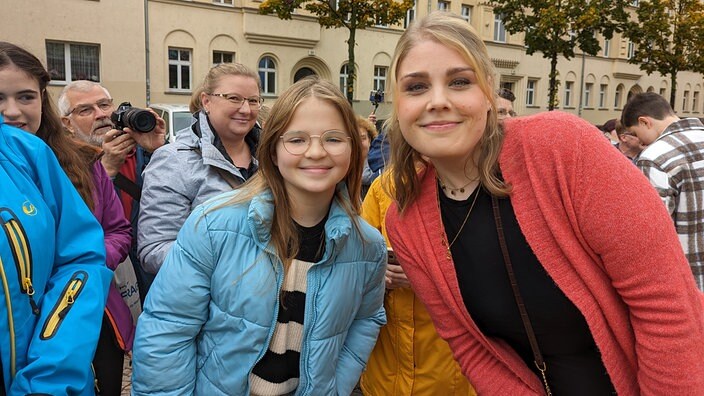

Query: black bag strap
<box><xmin>491</xmin><ymin>195</ymin><xmax>552</xmax><ymax>396</ymax></box>
<box><xmin>114</xmin><ymin>172</ymin><xmax>141</xmax><ymax>201</ymax></box>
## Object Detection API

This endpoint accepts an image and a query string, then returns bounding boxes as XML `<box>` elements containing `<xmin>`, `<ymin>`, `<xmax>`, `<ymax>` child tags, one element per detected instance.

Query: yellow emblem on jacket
<box><xmin>22</xmin><ymin>201</ymin><xmax>37</xmax><ymax>216</ymax></box>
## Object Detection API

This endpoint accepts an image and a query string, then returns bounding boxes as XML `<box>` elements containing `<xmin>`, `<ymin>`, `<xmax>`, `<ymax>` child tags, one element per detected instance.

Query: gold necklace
<box><xmin>447</xmin><ymin>185</ymin><xmax>480</xmax><ymax>249</ymax></box>
<box><xmin>438</xmin><ymin>177</ymin><xmax>475</xmax><ymax>196</ymax></box>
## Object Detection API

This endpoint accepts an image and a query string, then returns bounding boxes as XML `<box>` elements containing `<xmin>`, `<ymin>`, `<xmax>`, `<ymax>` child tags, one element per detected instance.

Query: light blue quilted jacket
<box><xmin>132</xmin><ymin>187</ymin><xmax>387</xmax><ymax>395</ymax></box>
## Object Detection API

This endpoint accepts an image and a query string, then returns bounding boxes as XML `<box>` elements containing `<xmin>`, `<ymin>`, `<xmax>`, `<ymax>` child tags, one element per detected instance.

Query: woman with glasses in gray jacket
<box><xmin>137</xmin><ymin>63</ymin><xmax>262</xmax><ymax>275</ymax></box>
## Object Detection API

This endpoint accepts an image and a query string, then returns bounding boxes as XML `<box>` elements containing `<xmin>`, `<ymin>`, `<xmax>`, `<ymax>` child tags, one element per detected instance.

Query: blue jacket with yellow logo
<box><xmin>0</xmin><ymin>118</ymin><xmax>112</xmax><ymax>395</ymax></box>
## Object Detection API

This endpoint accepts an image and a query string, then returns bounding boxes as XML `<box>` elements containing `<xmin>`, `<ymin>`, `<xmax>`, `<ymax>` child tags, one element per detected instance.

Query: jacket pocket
<box><xmin>40</xmin><ymin>271</ymin><xmax>88</xmax><ymax>340</ymax></box>
<box><xmin>0</xmin><ymin>207</ymin><xmax>38</xmax><ymax>315</ymax></box>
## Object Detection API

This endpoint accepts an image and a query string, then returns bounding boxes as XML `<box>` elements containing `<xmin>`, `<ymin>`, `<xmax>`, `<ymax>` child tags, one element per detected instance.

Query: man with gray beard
<box><xmin>59</xmin><ymin>81</ymin><xmax>165</xmax><ymax>302</ymax></box>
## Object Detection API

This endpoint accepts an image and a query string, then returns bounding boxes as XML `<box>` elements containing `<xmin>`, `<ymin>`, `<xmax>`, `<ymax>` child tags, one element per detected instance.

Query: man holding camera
<box><xmin>59</xmin><ymin>81</ymin><xmax>165</xmax><ymax>302</ymax></box>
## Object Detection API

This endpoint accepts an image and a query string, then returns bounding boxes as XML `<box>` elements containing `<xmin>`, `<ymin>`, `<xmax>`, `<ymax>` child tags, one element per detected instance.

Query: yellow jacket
<box><xmin>359</xmin><ymin>175</ymin><xmax>475</xmax><ymax>396</ymax></box>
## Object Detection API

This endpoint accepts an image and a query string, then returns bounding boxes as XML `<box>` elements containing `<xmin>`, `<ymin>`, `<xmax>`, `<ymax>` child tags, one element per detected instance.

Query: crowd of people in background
<box><xmin>1</xmin><ymin>9</ymin><xmax>704</xmax><ymax>396</ymax></box>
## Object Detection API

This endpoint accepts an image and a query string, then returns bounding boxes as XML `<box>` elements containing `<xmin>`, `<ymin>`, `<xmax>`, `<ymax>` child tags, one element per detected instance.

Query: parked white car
<box><xmin>149</xmin><ymin>104</ymin><xmax>193</xmax><ymax>143</ymax></box>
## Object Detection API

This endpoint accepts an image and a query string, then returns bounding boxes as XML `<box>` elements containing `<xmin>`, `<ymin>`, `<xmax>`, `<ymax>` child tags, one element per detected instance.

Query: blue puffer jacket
<box><xmin>0</xmin><ymin>118</ymin><xmax>112</xmax><ymax>395</ymax></box>
<box><xmin>132</xmin><ymin>188</ymin><xmax>387</xmax><ymax>395</ymax></box>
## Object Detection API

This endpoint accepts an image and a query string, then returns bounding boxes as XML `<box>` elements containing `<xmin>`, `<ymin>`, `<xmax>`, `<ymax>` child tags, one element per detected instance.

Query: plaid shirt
<box><xmin>637</xmin><ymin>118</ymin><xmax>704</xmax><ymax>290</ymax></box>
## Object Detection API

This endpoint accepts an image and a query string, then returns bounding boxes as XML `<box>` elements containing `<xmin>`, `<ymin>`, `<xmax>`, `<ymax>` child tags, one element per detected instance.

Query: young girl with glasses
<box><xmin>132</xmin><ymin>77</ymin><xmax>387</xmax><ymax>395</ymax></box>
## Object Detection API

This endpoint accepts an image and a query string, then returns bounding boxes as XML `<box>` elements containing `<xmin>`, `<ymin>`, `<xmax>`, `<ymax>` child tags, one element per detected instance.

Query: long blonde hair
<box><xmin>387</xmin><ymin>12</ymin><xmax>509</xmax><ymax>212</ymax></box>
<box><xmin>220</xmin><ymin>77</ymin><xmax>364</xmax><ymax>270</ymax></box>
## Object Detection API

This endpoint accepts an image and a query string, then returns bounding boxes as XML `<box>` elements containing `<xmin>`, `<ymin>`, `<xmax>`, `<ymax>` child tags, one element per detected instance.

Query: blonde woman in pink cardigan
<box><xmin>384</xmin><ymin>12</ymin><xmax>704</xmax><ymax>396</ymax></box>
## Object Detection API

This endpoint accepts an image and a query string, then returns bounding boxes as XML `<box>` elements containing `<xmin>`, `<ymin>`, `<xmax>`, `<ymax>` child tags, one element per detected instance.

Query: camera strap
<box><xmin>114</xmin><ymin>172</ymin><xmax>142</xmax><ymax>202</ymax></box>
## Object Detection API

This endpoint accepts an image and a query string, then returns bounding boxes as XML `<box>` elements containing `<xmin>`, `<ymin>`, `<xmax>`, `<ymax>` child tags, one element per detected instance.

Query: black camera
<box><xmin>369</xmin><ymin>90</ymin><xmax>385</xmax><ymax>106</ymax></box>
<box><xmin>111</xmin><ymin>102</ymin><xmax>156</xmax><ymax>133</ymax></box>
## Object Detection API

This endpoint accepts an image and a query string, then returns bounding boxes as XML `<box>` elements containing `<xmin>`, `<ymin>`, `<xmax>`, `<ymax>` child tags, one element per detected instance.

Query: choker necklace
<box><xmin>438</xmin><ymin>177</ymin><xmax>475</xmax><ymax>196</ymax></box>
<box><xmin>448</xmin><ymin>185</ymin><xmax>480</xmax><ymax>250</ymax></box>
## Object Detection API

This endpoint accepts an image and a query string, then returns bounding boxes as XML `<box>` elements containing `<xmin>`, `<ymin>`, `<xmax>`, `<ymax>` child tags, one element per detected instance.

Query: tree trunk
<box><xmin>548</xmin><ymin>53</ymin><xmax>559</xmax><ymax>111</ymax></box>
<box><xmin>346</xmin><ymin>27</ymin><xmax>356</xmax><ymax>103</ymax></box>
<box><xmin>669</xmin><ymin>70</ymin><xmax>677</xmax><ymax>110</ymax></box>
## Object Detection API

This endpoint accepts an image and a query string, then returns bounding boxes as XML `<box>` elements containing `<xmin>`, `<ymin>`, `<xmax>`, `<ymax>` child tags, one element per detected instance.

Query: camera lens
<box><xmin>126</xmin><ymin>109</ymin><xmax>157</xmax><ymax>133</ymax></box>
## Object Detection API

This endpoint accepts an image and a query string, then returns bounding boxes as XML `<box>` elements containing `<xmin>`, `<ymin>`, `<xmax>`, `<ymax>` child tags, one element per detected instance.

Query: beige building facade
<box><xmin>3</xmin><ymin>0</ymin><xmax>702</xmax><ymax>125</ymax></box>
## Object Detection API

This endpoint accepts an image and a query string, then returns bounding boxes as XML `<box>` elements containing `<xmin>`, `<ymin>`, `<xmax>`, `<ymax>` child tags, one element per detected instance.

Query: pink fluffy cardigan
<box><xmin>386</xmin><ymin>111</ymin><xmax>704</xmax><ymax>395</ymax></box>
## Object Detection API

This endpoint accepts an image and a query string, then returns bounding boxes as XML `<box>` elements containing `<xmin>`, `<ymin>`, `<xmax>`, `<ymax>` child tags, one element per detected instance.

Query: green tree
<box><xmin>488</xmin><ymin>0</ymin><xmax>628</xmax><ymax>110</ymax></box>
<box><xmin>624</xmin><ymin>0</ymin><xmax>704</xmax><ymax>108</ymax></box>
<box><xmin>259</xmin><ymin>0</ymin><xmax>413</xmax><ymax>102</ymax></box>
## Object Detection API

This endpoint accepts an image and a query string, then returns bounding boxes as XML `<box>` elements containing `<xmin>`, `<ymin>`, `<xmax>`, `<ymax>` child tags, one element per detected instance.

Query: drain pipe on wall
<box><xmin>144</xmin><ymin>0</ymin><xmax>151</xmax><ymax>105</ymax></box>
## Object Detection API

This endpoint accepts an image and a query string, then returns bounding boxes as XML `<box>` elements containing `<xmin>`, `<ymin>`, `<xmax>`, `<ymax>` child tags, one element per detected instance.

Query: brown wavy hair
<box><xmin>0</xmin><ymin>42</ymin><xmax>97</xmax><ymax>210</ymax></box>
<box><xmin>386</xmin><ymin>12</ymin><xmax>509</xmax><ymax>212</ymax></box>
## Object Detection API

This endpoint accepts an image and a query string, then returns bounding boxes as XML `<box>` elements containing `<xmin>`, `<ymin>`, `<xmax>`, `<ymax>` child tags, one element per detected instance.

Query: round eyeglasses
<box><xmin>280</xmin><ymin>130</ymin><xmax>352</xmax><ymax>156</ymax></box>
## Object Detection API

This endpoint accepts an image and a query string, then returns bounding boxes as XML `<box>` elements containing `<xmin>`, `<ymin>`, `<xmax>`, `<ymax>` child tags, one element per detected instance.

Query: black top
<box><xmin>439</xmin><ymin>185</ymin><xmax>615</xmax><ymax>395</ymax></box>
<box><xmin>250</xmin><ymin>216</ymin><xmax>326</xmax><ymax>390</ymax></box>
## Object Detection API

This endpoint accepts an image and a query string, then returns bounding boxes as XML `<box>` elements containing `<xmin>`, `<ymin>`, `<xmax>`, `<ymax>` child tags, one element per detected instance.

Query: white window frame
<box><xmin>683</xmin><ymin>91</ymin><xmax>690</xmax><ymax>112</ymax></box>
<box><xmin>168</xmin><ymin>47</ymin><xmax>192</xmax><ymax>92</ymax></box>
<box><xmin>627</xmin><ymin>41</ymin><xmax>635</xmax><ymax>59</ymax></box>
<box><xmin>494</xmin><ymin>13</ymin><xmax>506</xmax><ymax>42</ymax></box>
<box><xmin>583</xmin><ymin>83</ymin><xmax>593</xmax><ymax>108</ymax></box>
<box><xmin>373</xmin><ymin>66</ymin><xmax>388</xmax><ymax>93</ymax></box>
<box><xmin>437</xmin><ymin>1</ymin><xmax>450</xmax><ymax>11</ymax></box>
<box><xmin>46</xmin><ymin>41</ymin><xmax>101</xmax><ymax>84</ymax></box>
<box><xmin>212</xmin><ymin>0</ymin><xmax>233</xmax><ymax>5</ymax></box>
<box><xmin>212</xmin><ymin>51</ymin><xmax>234</xmax><ymax>66</ymax></box>
<box><xmin>404</xmin><ymin>1</ymin><xmax>416</xmax><ymax>28</ymax></box>
<box><xmin>614</xmin><ymin>85</ymin><xmax>624</xmax><ymax>109</ymax></box>
<box><xmin>526</xmin><ymin>79</ymin><xmax>537</xmax><ymax>106</ymax></box>
<box><xmin>599</xmin><ymin>84</ymin><xmax>608</xmax><ymax>108</ymax></box>
<box><xmin>564</xmin><ymin>81</ymin><xmax>573</xmax><ymax>107</ymax></box>
<box><xmin>461</xmin><ymin>4</ymin><xmax>472</xmax><ymax>23</ymax></box>
<box><xmin>339</xmin><ymin>64</ymin><xmax>349</xmax><ymax>94</ymax></box>
<box><xmin>259</xmin><ymin>56</ymin><xmax>277</xmax><ymax>95</ymax></box>
<box><xmin>693</xmin><ymin>91</ymin><xmax>700</xmax><ymax>113</ymax></box>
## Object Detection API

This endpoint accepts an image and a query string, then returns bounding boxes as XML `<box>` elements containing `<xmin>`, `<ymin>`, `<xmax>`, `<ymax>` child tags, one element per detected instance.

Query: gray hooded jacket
<box><xmin>137</xmin><ymin>111</ymin><xmax>258</xmax><ymax>274</ymax></box>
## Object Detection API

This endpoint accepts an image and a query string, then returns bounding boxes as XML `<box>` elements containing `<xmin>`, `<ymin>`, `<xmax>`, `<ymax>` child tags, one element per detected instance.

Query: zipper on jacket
<box><xmin>0</xmin><ymin>208</ymin><xmax>38</xmax><ymax>315</ymax></box>
<box><xmin>0</xmin><ymin>257</ymin><xmax>17</xmax><ymax>378</ymax></box>
<box><xmin>40</xmin><ymin>271</ymin><xmax>88</xmax><ymax>340</ymax></box>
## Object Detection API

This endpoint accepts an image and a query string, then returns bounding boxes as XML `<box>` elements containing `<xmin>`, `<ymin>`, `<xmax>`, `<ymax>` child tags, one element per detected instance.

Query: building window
<box><xmin>438</xmin><ymin>1</ymin><xmax>450</xmax><ymax>11</ymax></box>
<box><xmin>693</xmin><ymin>91</ymin><xmax>700</xmax><ymax>113</ymax></box>
<box><xmin>599</xmin><ymin>84</ymin><xmax>608</xmax><ymax>108</ymax></box>
<box><xmin>660</xmin><ymin>87</ymin><xmax>667</xmax><ymax>97</ymax></box>
<box><xmin>404</xmin><ymin>0</ymin><xmax>416</xmax><ymax>28</ymax></box>
<box><xmin>212</xmin><ymin>0</ymin><xmax>233</xmax><ymax>4</ymax></box>
<box><xmin>526</xmin><ymin>79</ymin><xmax>537</xmax><ymax>106</ymax></box>
<box><xmin>627</xmin><ymin>41</ymin><xmax>635</xmax><ymax>59</ymax></box>
<box><xmin>212</xmin><ymin>51</ymin><xmax>234</xmax><ymax>66</ymax></box>
<box><xmin>683</xmin><ymin>91</ymin><xmax>690</xmax><ymax>112</ymax></box>
<box><xmin>168</xmin><ymin>47</ymin><xmax>191</xmax><ymax>91</ymax></box>
<box><xmin>373</xmin><ymin>66</ymin><xmax>387</xmax><ymax>92</ymax></box>
<box><xmin>584</xmin><ymin>83</ymin><xmax>593</xmax><ymax>108</ymax></box>
<box><xmin>494</xmin><ymin>13</ymin><xmax>506</xmax><ymax>42</ymax></box>
<box><xmin>461</xmin><ymin>4</ymin><xmax>472</xmax><ymax>23</ymax></box>
<box><xmin>500</xmin><ymin>81</ymin><xmax>514</xmax><ymax>93</ymax></box>
<box><xmin>614</xmin><ymin>85</ymin><xmax>624</xmax><ymax>108</ymax></box>
<box><xmin>339</xmin><ymin>64</ymin><xmax>349</xmax><ymax>94</ymax></box>
<box><xmin>259</xmin><ymin>56</ymin><xmax>276</xmax><ymax>95</ymax></box>
<box><xmin>603</xmin><ymin>39</ymin><xmax>610</xmax><ymax>57</ymax></box>
<box><xmin>46</xmin><ymin>41</ymin><xmax>100</xmax><ymax>83</ymax></box>
<box><xmin>630</xmin><ymin>0</ymin><xmax>639</xmax><ymax>6</ymax></box>
<box><xmin>564</xmin><ymin>81</ymin><xmax>573</xmax><ymax>107</ymax></box>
